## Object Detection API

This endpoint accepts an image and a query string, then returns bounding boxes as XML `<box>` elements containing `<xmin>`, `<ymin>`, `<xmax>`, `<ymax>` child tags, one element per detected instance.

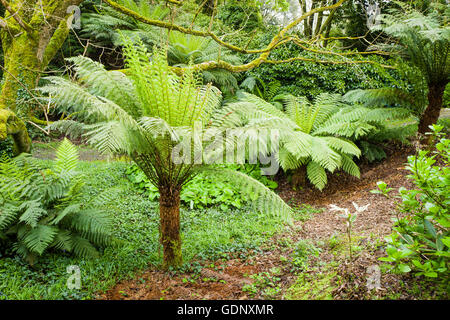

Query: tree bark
<box><xmin>159</xmin><ymin>185</ymin><xmax>182</xmax><ymax>269</ymax></box>
<box><xmin>0</xmin><ymin>0</ymin><xmax>81</xmax><ymax>154</ymax></box>
<box><xmin>418</xmin><ymin>82</ymin><xmax>448</xmax><ymax>135</ymax></box>
<box><xmin>291</xmin><ymin>165</ymin><xmax>307</xmax><ymax>188</ymax></box>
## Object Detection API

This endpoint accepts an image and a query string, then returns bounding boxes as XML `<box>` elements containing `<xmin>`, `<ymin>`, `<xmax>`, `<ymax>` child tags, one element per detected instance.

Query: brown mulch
<box><xmin>100</xmin><ymin>145</ymin><xmax>434</xmax><ymax>300</ymax></box>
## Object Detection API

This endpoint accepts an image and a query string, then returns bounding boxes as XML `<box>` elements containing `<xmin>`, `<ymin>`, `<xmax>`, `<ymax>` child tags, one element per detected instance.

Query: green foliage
<box><xmin>290</xmin><ymin>239</ymin><xmax>321</xmax><ymax>272</ymax></box>
<box><xmin>239</xmin><ymin>76</ymin><xmax>285</xmax><ymax>109</ymax></box>
<box><xmin>284</xmin><ymin>268</ymin><xmax>337</xmax><ymax>300</ymax></box>
<box><xmin>216</xmin><ymin>0</ymin><xmax>264</xmax><ymax>32</ymax></box>
<box><xmin>244</xmin><ymin>38</ymin><xmax>405</xmax><ymax>100</ymax></box>
<box><xmin>126</xmin><ymin>163</ymin><xmax>277</xmax><ymax>211</ymax></box>
<box><xmin>81</xmin><ymin>0</ymin><xmax>170</xmax><ymax>48</ymax></box>
<box><xmin>373</xmin><ymin>125</ymin><xmax>449</xmax><ymax>279</ymax></box>
<box><xmin>220</xmin><ymin>92</ymin><xmax>409</xmax><ymax>190</ymax></box>
<box><xmin>346</xmin><ymin>6</ymin><xmax>450</xmax><ymax>121</ymax></box>
<box><xmin>372</xmin><ymin>6</ymin><xmax>449</xmax><ymax>87</ymax></box>
<box><xmin>164</xmin><ymin>31</ymin><xmax>243</xmax><ymax>95</ymax></box>
<box><xmin>0</xmin><ymin>139</ymin><xmax>113</xmax><ymax>265</ymax></box>
<box><xmin>357</xmin><ymin>123</ymin><xmax>417</xmax><ymax>163</ymax></box>
<box><xmin>0</xmin><ymin>136</ymin><xmax>14</xmax><ymax>158</ymax></box>
<box><xmin>0</xmin><ymin>160</ymin><xmax>286</xmax><ymax>299</ymax></box>
<box><xmin>40</xmin><ymin>42</ymin><xmax>292</xmax><ymax>228</ymax></box>
<box><xmin>82</xmin><ymin>1</ymin><xmax>242</xmax><ymax>95</ymax></box>
<box><xmin>242</xmin><ymin>269</ymin><xmax>283</xmax><ymax>299</ymax></box>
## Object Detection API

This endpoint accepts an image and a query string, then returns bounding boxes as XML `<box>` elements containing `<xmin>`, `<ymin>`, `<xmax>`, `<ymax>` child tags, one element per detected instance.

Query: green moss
<box><xmin>0</xmin><ymin>1</ymin><xmax>74</xmax><ymax>153</ymax></box>
<box><xmin>165</xmin><ymin>239</ymin><xmax>183</xmax><ymax>269</ymax></box>
<box><xmin>0</xmin><ymin>109</ymin><xmax>7</xmax><ymax>139</ymax></box>
<box><xmin>42</xmin><ymin>16</ymin><xmax>71</xmax><ymax>67</ymax></box>
<box><xmin>284</xmin><ymin>268</ymin><xmax>339</xmax><ymax>300</ymax></box>
<box><xmin>0</xmin><ymin>35</ymin><xmax>39</xmax><ymax>110</ymax></box>
<box><xmin>0</xmin><ymin>108</ymin><xmax>31</xmax><ymax>154</ymax></box>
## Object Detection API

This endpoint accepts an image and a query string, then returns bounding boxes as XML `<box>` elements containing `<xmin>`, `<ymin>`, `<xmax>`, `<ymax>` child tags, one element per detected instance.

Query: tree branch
<box><xmin>166</xmin><ymin>0</ymin><xmax>182</xmax><ymax>5</ymax></box>
<box><xmin>0</xmin><ymin>16</ymin><xmax>8</xmax><ymax>28</ymax></box>
<box><xmin>103</xmin><ymin>0</ymin><xmax>348</xmax><ymax>55</ymax></box>
<box><xmin>105</xmin><ymin>0</ymin><xmax>393</xmax><ymax>73</ymax></box>
<box><xmin>0</xmin><ymin>0</ymin><xmax>34</xmax><ymax>33</ymax></box>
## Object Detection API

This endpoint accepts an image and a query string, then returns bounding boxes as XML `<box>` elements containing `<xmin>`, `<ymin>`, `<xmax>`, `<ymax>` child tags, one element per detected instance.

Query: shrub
<box><xmin>373</xmin><ymin>125</ymin><xmax>449</xmax><ymax>278</ymax></box>
<box><xmin>0</xmin><ymin>139</ymin><xmax>113</xmax><ymax>265</ymax></box>
<box><xmin>244</xmin><ymin>42</ymin><xmax>405</xmax><ymax>100</ymax></box>
<box><xmin>126</xmin><ymin>163</ymin><xmax>278</xmax><ymax>211</ymax></box>
<box><xmin>0</xmin><ymin>136</ymin><xmax>14</xmax><ymax>158</ymax></box>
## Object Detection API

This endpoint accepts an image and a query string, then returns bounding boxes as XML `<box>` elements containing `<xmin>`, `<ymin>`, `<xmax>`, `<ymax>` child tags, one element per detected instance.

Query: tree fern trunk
<box><xmin>418</xmin><ymin>82</ymin><xmax>447</xmax><ymax>136</ymax></box>
<box><xmin>291</xmin><ymin>165</ymin><xmax>307</xmax><ymax>189</ymax></box>
<box><xmin>159</xmin><ymin>186</ymin><xmax>182</xmax><ymax>269</ymax></box>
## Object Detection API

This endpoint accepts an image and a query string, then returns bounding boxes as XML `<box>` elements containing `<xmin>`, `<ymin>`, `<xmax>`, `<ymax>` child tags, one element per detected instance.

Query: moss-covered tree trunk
<box><xmin>0</xmin><ymin>0</ymin><xmax>82</xmax><ymax>154</ymax></box>
<box><xmin>159</xmin><ymin>185</ymin><xmax>182</xmax><ymax>269</ymax></box>
<box><xmin>418</xmin><ymin>82</ymin><xmax>448</xmax><ymax>135</ymax></box>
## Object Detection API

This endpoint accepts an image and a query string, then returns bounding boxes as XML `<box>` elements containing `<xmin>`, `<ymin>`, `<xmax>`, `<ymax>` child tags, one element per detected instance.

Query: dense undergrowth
<box><xmin>0</xmin><ymin>159</ymin><xmax>286</xmax><ymax>299</ymax></box>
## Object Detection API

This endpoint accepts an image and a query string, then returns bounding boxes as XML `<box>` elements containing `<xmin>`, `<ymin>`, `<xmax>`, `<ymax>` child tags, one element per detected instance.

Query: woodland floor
<box><xmin>94</xmin><ymin>144</ymin><xmax>447</xmax><ymax>300</ymax></box>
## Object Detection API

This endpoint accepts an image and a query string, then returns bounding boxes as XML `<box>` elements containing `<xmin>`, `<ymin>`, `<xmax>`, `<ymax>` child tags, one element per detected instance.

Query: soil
<box><xmin>99</xmin><ymin>144</ymin><xmax>446</xmax><ymax>300</ymax></box>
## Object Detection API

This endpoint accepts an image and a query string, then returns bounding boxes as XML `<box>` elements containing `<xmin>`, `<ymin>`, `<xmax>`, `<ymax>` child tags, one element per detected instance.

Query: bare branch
<box><xmin>104</xmin><ymin>0</ymin><xmax>393</xmax><ymax>73</ymax></box>
<box><xmin>103</xmin><ymin>0</ymin><xmax>348</xmax><ymax>54</ymax></box>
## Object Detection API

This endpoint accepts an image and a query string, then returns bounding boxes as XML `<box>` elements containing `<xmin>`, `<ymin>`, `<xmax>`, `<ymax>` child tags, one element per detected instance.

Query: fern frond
<box><xmin>340</xmin><ymin>154</ymin><xmax>360</xmax><ymax>178</ymax></box>
<box><xmin>71</xmin><ymin>235</ymin><xmax>100</xmax><ymax>258</ymax></box>
<box><xmin>18</xmin><ymin>200</ymin><xmax>47</xmax><ymax>228</ymax></box>
<box><xmin>20</xmin><ymin>225</ymin><xmax>58</xmax><ymax>255</ymax></box>
<box><xmin>306</xmin><ymin>161</ymin><xmax>327</xmax><ymax>191</ymax></box>
<box><xmin>54</xmin><ymin>138</ymin><xmax>79</xmax><ymax>173</ymax></box>
<box><xmin>202</xmin><ymin>168</ymin><xmax>293</xmax><ymax>224</ymax></box>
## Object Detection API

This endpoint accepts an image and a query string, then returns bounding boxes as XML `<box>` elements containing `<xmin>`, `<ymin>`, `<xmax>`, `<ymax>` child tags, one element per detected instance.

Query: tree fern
<box><xmin>221</xmin><ymin>92</ymin><xmax>409</xmax><ymax>190</ymax></box>
<box><xmin>39</xmin><ymin>42</ymin><xmax>292</xmax><ymax>268</ymax></box>
<box><xmin>81</xmin><ymin>1</ymin><xmax>241</xmax><ymax>95</ymax></box>
<box><xmin>348</xmin><ymin>6</ymin><xmax>449</xmax><ymax>134</ymax></box>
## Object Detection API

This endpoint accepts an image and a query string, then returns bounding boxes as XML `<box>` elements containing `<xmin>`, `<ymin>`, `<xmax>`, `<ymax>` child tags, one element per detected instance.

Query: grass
<box><xmin>0</xmin><ymin>159</ymin><xmax>287</xmax><ymax>300</ymax></box>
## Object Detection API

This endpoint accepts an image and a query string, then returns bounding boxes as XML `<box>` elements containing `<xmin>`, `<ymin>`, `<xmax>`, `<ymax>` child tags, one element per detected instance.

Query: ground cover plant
<box><xmin>0</xmin><ymin>155</ymin><xmax>287</xmax><ymax>299</ymax></box>
<box><xmin>126</xmin><ymin>163</ymin><xmax>278</xmax><ymax>210</ymax></box>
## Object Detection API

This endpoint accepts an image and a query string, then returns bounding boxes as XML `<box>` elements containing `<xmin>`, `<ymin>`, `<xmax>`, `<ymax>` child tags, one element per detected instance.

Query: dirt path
<box><xmin>99</xmin><ymin>145</ymin><xmax>435</xmax><ymax>300</ymax></box>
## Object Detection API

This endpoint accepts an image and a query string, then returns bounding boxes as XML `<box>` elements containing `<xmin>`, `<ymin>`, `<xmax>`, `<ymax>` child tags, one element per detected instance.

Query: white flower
<box><xmin>352</xmin><ymin>202</ymin><xmax>370</xmax><ymax>213</ymax></box>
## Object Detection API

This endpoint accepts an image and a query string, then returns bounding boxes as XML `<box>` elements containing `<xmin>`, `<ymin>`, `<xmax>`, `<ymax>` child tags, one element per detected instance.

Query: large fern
<box><xmin>345</xmin><ymin>6</ymin><xmax>449</xmax><ymax>131</ymax></box>
<box><xmin>219</xmin><ymin>92</ymin><xmax>410</xmax><ymax>190</ymax></box>
<box><xmin>39</xmin><ymin>41</ymin><xmax>291</xmax><ymax>268</ymax></box>
<box><xmin>0</xmin><ymin>139</ymin><xmax>113</xmax><ymax>265</ymax></box>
